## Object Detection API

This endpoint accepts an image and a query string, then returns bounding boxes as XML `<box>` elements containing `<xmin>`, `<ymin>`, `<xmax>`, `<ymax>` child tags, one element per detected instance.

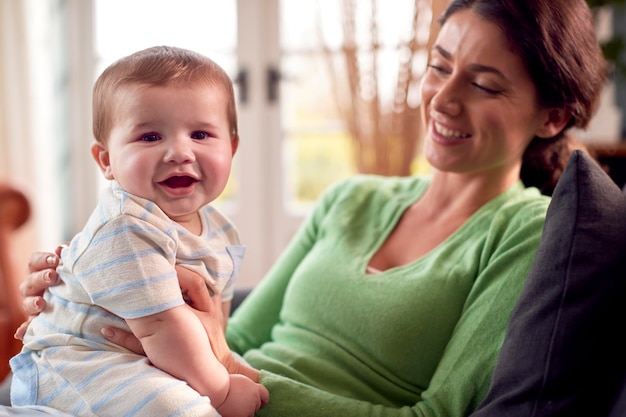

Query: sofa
<box><xmin>1</xmin><ymin>150</ymin><xmax>625</xmax><ymax>416</ymax></box>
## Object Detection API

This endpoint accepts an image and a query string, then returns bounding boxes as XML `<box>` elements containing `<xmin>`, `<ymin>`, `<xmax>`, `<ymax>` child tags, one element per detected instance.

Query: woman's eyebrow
<box><xmin>433</xmin><ymin>45</ymin><xmax>452</xmax><ymax>60</ymax></box>
<box><xmin>433</xmin><ymin>44</ymin><xmax>510</xmax><ymax>82</ymax></box>
<box><xmin>467</xmin><ymin>63</ymin><xmax>510</xmax><ymax>82</ymax></box>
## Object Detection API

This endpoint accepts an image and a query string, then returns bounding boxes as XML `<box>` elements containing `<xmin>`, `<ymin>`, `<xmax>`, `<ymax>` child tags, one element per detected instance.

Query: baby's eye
<box><xmin>191</xmin><ymin>131</ymin><xmax>209</xmax><ymax>140</ymax></box>
<box><xmin>140</xmin><ymin>133</ymin><xmax>160</xmax><ymax>142</ymax></box>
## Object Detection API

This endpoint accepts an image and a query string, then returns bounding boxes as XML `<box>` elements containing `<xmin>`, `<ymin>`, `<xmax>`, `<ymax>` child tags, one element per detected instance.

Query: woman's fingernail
<box><xmin>101</xmin><ymin>328</ymin><xmax>114</xmax><ymax>338</ymax></box>
<box><xmin>43</xmin><ymin>271</ymin><xmax>51</xmax><ymax>283</ymax></box>
<box><xmin>46</xmin><ymin>255</ymin><xmax>56</xmax><ymax>265</ymax></box>
<box><xmin>34</xmin><ymin>299</ymin><xmax>43</xmax><ymax>312</ymax></box>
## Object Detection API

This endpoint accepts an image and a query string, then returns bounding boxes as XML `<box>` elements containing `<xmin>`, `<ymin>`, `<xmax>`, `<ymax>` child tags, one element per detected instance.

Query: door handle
<box><xmin>267</xmin><ymin>66</ymin><xmax>281</xmax><ymax>103</ymax></box>
<box><xmin>234</xmin><ymin>68</ymin><xmax>248</xmax><ymax>104</ymax></box>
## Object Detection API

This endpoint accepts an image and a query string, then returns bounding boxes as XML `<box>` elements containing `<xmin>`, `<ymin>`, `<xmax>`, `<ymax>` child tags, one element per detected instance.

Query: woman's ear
<box><xmin>91</xmin><ymin>142</ymin><xmax>114</xmax><ymax>180</ymax></box>
<box><xmin>536</xmin><ymin>108</ymin><xmax>570</xmax><ymax>139</ymax></box>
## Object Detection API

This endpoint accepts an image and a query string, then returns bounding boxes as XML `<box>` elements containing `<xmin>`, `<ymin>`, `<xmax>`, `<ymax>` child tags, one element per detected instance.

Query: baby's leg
<box><xmin>13</xmin><ymin>348</ymin><xmax>218</xmax><ymax>417</ymax></box>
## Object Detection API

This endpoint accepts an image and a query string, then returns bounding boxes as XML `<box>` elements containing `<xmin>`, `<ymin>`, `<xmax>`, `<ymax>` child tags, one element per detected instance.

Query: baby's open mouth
<box><xmin>161</xmin><ymin>176</ymin><xmax>197</xmax><ymax>188</ymax></box>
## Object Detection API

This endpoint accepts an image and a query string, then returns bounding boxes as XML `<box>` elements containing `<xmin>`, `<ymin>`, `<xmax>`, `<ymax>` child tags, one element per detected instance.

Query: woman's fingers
<box><xmin>20</xmin><ymin>265</ymin><xmax>58</xmax><ymax>316</ymax></box>
<box><xmin>14</xmin><ymin>317</ymin><xmax>34</xmax><ymax>340</ymax></box>
<box><xmin>54</xmin><ymin>245</ymin><xmax>65</xmax><ymax>257</ymax></box>
<box><xmin>101</xmin><ymin>326</ymin><xmax>145</xmax><ymax>355</ymax></box>
<box><xmin>21</xmin><ymin>294</ymin><xmax>46</xmax><ymax>317</ymax></box>
<box><xmin>22</xmin><ymin>253</ymin><xmax>59</xmax><ymax>297</ymax></box>
<box><xmin>20</xmin><ymin>269</ymin><xmax>57</xmax><ymax>298</ymax></box>
<box><xmin>175</xmin><ymin>265</ymin><xmax>228</xmax><ymax>328</ymax></box>
<box><xmin>26</xmin><ymin>250</ymin><xmax>60</xmax><ymax>275</ymax></box>
<box><xmin>17</xmin><ymin>246</ymin><xmax>67</xmax><ymax>337</ymax></box>
<box><xmin>21</xmin><ymin>252</ymin><xmax>59</xmax><ymax>316</ymax></box>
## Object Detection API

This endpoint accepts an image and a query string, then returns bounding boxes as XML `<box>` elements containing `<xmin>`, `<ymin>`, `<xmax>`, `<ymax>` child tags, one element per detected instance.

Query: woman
<box><xmin>16</xmin><ymin>0</ymin><xmax>606</xmax><ymax>415</ymax></box>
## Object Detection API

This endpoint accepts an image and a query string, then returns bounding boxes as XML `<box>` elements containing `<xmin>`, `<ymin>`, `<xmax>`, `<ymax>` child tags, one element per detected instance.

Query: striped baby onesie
<box><xmin>11</xmin><ymin>181</ymin><xmax>245</xmax><ymax>416</ymax></box>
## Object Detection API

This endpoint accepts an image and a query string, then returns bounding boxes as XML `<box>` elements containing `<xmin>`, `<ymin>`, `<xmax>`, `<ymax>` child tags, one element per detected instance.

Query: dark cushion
<box><xmin>470</xmin><ymin>150</ymin><xmax>626</xmax><ymax>417</ymax></box>
<box><xmin>231</xmin><ymin>286</ymin><xmax>253</xmax><ymax>315</ymax></box>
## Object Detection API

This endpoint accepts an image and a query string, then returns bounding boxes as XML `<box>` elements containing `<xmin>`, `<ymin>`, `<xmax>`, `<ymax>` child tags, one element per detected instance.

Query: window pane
<box><xmin>279</xmin><ymin>0</ymin><xmax>421</xmax><ymax>211</ymax></box>
<box><xmin>280</xmin><ymin>53</ymin><xmax>354</xmax><ymax>212</ymax></box>
<box><xmin>95</xmin><ymin>0</ymin><xmax>236</xmax><ymax>70</ymax></box>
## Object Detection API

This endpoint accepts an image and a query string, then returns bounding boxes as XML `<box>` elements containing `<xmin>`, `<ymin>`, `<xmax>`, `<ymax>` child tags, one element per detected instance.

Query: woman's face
<box><xmin>420</xmin><ymin>8</ymin><xmax>555</xmax><ymax>179</ymax></box>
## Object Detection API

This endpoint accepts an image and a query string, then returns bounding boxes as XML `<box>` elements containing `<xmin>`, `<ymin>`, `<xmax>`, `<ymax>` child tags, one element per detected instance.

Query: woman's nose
<box><xmin>431</xmin><ymin>78</ymin><xmax>462</xmax><ymax>117</ymax></box>
<box><xmin>164</xmin><ymin>137</ymin><xmax>195</xmax><ymax>163</ymax></box>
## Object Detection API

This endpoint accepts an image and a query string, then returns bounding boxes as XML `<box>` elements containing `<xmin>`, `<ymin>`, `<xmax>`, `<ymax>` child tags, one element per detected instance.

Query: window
<box><xmin>65</xmin><ymin>0</ymin><xmax>423</xmax><ymax>286</ymax></box>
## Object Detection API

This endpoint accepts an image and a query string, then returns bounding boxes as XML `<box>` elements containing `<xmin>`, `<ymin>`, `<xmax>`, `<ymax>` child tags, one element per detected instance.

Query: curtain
<box><xmin>0</xmin><ymin>0</ymin><xmax>65</xmax><ymax>263</ymax></box>
<box><xmin>320</xmin><ymin>0</ymin><xmax>449</xmax><ymax>176</ymax></box>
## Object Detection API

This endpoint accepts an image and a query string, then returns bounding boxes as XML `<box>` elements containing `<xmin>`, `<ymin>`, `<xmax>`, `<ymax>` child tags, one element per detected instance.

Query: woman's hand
<box><xmin>176</xmin><ymin>266</ymin><xmax>260</xmax><ymax>381</ymax></box>
<box><xmin>188</xmin><ymin>300</ymin><xmax>261</xmax><ymax>382</ymax></box>
<box><xmin>100</xmin><ymin>264</ymin><xmax>219</xmax><ymax>357</ymax></box>
<box><xmin>103</xmin><ymin>266</ymin><xmax>260</xmax><ymax>381</ymax></box>
<box><xmin>14</xmin><ymin>247</ymin><xmax>63</xmax><ymax>340</ymax></box>
<box><xmin>100</xmin><ymin>326</ymin><xmax>145</xmax><ymax>355</ymax></box>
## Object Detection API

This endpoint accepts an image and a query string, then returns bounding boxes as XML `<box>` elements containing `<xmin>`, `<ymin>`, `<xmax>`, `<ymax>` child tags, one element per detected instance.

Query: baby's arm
<box><xmin>126</xmin><ymin>305</ymin><xmax>230</xmax><ymax>407</ymax></box>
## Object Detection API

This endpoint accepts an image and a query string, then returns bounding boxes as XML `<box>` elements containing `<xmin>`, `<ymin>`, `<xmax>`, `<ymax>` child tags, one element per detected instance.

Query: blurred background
<box><xmin>1</xmin><ymin>0</ymin><xmax>625</xmax><ymax>291</ymax></box>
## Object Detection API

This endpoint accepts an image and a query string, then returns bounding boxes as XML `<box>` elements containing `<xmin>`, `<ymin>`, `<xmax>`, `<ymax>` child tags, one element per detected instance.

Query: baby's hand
<box><xmin>216</xmin><ymin>374</ymin><xmax>269</xmax><ymax>417</ymax></box>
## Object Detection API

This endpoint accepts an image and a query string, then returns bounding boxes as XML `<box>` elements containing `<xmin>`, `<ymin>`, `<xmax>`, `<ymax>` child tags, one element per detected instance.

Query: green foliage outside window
<box><xmin>587</xmin><ymin>0</ymin><xmax>626</xmax><ymax>76</ymax></box>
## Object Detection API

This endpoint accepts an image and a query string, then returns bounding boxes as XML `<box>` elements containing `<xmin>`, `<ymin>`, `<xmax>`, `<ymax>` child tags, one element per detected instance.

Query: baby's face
<box><xmin>93</xmin><ymin>83</ymin><xmax>237</xmax><ymax>224</ymax></box>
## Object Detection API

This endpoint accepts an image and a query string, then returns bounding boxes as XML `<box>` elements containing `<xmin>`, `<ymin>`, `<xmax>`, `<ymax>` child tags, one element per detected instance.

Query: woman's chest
<box><xmin>282</xmin><ymin>234</ymin><xmax>483</xmax><ymax>381</ymax></box>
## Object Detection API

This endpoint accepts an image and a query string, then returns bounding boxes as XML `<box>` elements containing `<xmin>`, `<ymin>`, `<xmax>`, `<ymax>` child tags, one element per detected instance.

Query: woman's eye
<box><xmin>191</xmin><ymin>131</ymin><xmax>209</xmax><ymax>140</ymax></box>
<box><xmin>140</xmin><ymin>133</ymin><xmax>160</xmax><ymax>142</ymax></box>
<box><xmin>427</xmin><ymin>64</ymin><xmax>448</xmax><ymax>74</ymax></box>
<box><xmin>473</xmin><ymin>83</ymin><xmax>502</xmax><ymax>95</ymax></box>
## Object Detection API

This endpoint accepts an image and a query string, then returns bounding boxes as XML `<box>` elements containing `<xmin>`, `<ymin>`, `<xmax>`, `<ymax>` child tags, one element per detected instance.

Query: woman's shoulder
<box><xmin>502</xmin><ymin>184</ymin><xmax>550</xmax><ymax>213</ymax></box>
<box><xmin>488</xmin><ymin>184</ymin><xmax>552</xmax><ymax>231</ymax></box>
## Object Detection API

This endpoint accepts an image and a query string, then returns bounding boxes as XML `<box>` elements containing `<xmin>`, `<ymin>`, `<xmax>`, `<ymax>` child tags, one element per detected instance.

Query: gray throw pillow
<box><xmin>470</xmin><ymin>150</ymin><xmax>626</xmax><ymax>417</ymax></box>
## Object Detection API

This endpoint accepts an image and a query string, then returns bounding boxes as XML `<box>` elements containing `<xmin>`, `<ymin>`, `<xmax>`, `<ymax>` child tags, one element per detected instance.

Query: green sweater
<box><xmin>226</xmin><ymin>175</ymin><xmax>550</xmax><ymax>417</ymax></box>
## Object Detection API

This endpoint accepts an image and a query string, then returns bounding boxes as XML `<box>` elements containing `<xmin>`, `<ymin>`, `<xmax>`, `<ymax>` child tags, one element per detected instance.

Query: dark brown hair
<box><xmin>439</xmin><ymin>0</ymin><xmax>607</xmax><ymax>195</ymax></box>
<box><xmin>92</xmin><ymin>46</ymin><xmax>238</xmax><ymax>144</ymax></box>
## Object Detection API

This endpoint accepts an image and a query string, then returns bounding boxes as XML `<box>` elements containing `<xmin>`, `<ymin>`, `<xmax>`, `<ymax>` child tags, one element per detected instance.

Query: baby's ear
<box><xmin>231</xmin><ymin>135</ymin><xmax>239</xmax><ymax>157</ymax></box>
<box><xmin>91</xmin><ymin>142</ymin><xmax>114</xmax><ymax>180</ymax></box>
<box><xmin>536</xmin><ymin>108</ymin><xmax>570</xmax><ymax>139</ymax></box>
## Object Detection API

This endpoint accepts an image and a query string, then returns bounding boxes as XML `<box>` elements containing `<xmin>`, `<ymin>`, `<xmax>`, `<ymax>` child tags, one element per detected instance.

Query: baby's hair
<box><xmin>92</xmin><ymin>46</ymin><xmax>238</xmax><ymax>143</ymax></box>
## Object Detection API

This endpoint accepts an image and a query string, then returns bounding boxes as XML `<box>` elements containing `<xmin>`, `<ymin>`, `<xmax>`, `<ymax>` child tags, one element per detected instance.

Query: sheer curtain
<box><xmin>0</xmin><ymin>0</ymin><xmax>65</xmax><ymax>266</ymax></box>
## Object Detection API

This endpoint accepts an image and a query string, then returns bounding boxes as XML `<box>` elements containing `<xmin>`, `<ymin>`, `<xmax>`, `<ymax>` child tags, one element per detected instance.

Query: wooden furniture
<box><xmin>0</xmin><ymin>183</ymin><xmax>30</xmax><ymax>380</ymax></box>
<box><xmin>587</xmin><ymin>142</ymin><xmax>626</xmax><ymax>189</ymax></box>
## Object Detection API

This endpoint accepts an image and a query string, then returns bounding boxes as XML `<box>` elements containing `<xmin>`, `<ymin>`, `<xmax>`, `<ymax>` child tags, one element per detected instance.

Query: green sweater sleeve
<box><xmin>227</xmin><ymin>176</ymin><xmax>549</xmax><ymax>417</ymax></box>
<box><xmin>226</xmin><ymin>180</ymin><xmax>328</xmax><ymax>353</ymax></box>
